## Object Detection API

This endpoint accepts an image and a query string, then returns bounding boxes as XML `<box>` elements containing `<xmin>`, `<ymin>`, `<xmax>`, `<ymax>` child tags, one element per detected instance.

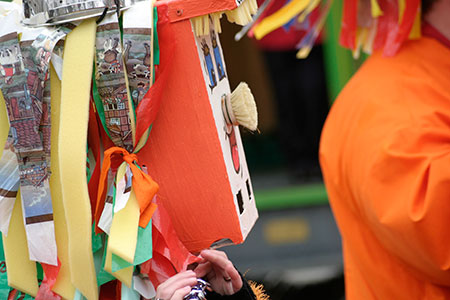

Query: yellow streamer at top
<box><xmin>398</xmin><ymin>0</ymin><xmax>406</xmax><ymax>20</ymax></box>
<box><xmin>297</xmin><ymin>0</ymin><xmax>320</xmax><ymax>23</ymax></box>
<box><xmin>371</xmin><ymin>0</ymin><xmax>383</xmax><ymax>17</ymax></box>
<box><xmin>398</xmin><ymin>0</ymin><xmax>421</xmax><ymax>39</ymax></box>
<box><xmin>409</xmin><ymin>9</ymin><xmax>421</xmax><ymax>39</ymax></box>
<box><xmin>253</xmin><ymin>0</ymin><xmax>310</xmax><ymax>40</ymax></box>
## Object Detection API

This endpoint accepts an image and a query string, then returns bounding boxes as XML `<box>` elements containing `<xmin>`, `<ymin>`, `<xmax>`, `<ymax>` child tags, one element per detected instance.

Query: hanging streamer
<box><xmin>0</xmin><ymin>11</ymin><xmax>70</xmax><ymax>266</ymax></box>
<box><xmin>95</xmin><ymin>4</ymin><xmax>160</xmax><ymax>239</ymax></box>
<box><xmin>340</xmin><ymin>0</ymin><xmax>358</xmax><ymax>50</ymax></box>
<box><xmin>135</xmin><ymin>6</ymin><xmax>172</xmax><ymax>143</ymax></box>
<box><xmin>0</xmin><ymin>236</ymin><xmax>8</xmax><ymax>300</ymax></box>
<box><xmin>296</xmin><ymin>0</ymin><xmax>333</xmax><ymax>58</ymax></box>
<box><xmin>98</xmin><ymin>179</ymin><xmax>116</xmax><ymax>235</ymax></box>
<box><xmin>35</xmin><ymin>260</ymin><xmax>62</xmax><ymax>300</ymax></box>
<box><xmin>0</xmin><ymin>135</ymin><xmax>19</xmax><ymax>236</ymax></box>
<box><xmin>95</xmin><ymin>147</ymin><xmax>158</xmax><ymax>233</ymax></box>
<box><xmin>382</xmin><ymin>0</ymin><xmax>399</xmax><ymax>55</ymax></box>
<box><xmin>373</xmin><ymin>0</ymin><xmax>389</xmax><ymax>50</ymax></box>
<box><xmin>87</xmin><ymin>98</ymin><xmax>103</xmax><ymax>218</ymax></box>
<box><xmin>140</xmin><ymin>197</ymin><xmax>199</xmax><ymax>288</ymax></box>
<box><xmin>252</xmin><ymin>0</ymin><xmax>311</xmax><ymax>39</ymax></box>
<box><xmin>94</xmin><ymin>13</ymin><xmax>134</xmax><ymax>152</ymax></box>
<box><xmin>298</xmin><ymin>0</ymin><xmax>321</xmax><ymax>23</ymax></box>
<box><xmin>371</xmin><ymin>0</ymin><xmax>383</xmax><ymax>17</ymax></box>
<box><xmin>114</xmin><ymin>164</ymin><xmax>132</xmax><ymax>214</ymax></box>
<box><xmin>383</xmin><ymin>0</ymin><xmax>419</xmax><ymax>55</ymax></box>
<box><xmin>0</xmin><ymin>11</ymin><xmax>25</xmax><ymax>238</ymax></box>
<box><xmin>123</xmin><ymin>0</ymin><xmax>154</xmax><ymax>108</ymax></box>
<box><xmin>0</xmin><ymin>86</ymin><xmax>16</xmax><ymax>236</ymax></box>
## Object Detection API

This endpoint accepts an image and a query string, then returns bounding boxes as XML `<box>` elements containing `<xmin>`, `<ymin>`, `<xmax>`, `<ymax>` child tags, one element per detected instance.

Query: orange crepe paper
<box><xmin>95</xmin><ymin>147</ymin><xmax>159</xmax><ymax>233</ymax></box>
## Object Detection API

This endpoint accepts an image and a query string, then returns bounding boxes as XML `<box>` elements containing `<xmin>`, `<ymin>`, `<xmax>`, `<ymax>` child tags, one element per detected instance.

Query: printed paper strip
<box><xmin>94</xmin><ymin>13</ymin><xmax>134</xmax><ymax>152</ymax></box>
<box><xmin>123</xmin><ymin>0</ymin><xmax>153</xmax><ymax>108</ymax></box>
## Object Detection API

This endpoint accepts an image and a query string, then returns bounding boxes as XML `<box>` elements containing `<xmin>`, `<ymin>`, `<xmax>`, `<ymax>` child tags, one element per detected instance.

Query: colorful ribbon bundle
<box><xmin>248</xmin><ymin>0</ymin><xmax>422</xmax><ymax>57</ymax></box>
<box><xmin>0</xmin><ymin>0</ymin><xmax>260</xmax><ymax>299</ymax></box>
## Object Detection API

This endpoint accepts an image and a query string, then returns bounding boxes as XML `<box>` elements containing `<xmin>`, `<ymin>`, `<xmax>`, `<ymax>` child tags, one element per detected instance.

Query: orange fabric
<box><xmin>320</xmin><ymin>37</ymin><xmax>450</xmax><ymax>299</ymax></box>
<box><xmin>95</xmin><ymin>147</ymin><xmax>159</xmax><ymax>233</ymax></box>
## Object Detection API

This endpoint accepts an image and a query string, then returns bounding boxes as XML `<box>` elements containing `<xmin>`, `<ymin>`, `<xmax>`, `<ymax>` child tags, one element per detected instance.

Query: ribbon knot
<box><xmin>123</xmin><ymin>152</ymin><xmax>138</xmax><ymax>164</ymax></box>
<box><xmin>95</xmin><ymin>147</ymin><xmax>159</xmax><ymax>233</ymax></box>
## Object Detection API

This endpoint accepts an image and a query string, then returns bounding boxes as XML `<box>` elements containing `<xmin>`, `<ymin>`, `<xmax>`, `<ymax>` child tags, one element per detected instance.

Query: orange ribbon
<box><xmin>95</xmin><ymin>147</ymin><xmax>159</xmax><ymax>233</ymax></box>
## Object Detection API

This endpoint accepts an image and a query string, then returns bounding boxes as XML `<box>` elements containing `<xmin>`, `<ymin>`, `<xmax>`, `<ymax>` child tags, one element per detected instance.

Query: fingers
<box><xmin>194</xmin><ymin>250</ymin><xmax>229</xmax><ymax>279</ymax></box>
<box><xmin>199</xmin><ymin>249</ymin><xmax>231</xmax><ymax>270</ymax></box>
<box><xmin>156</xmin><ymin>271</ymin><xmax>197</xmax><ymax>300</ymax></box>
<box><xmin>161</xmin><ymin>270</ymin><xmax>197</xmax><ymax>289</ymax></box>
<box><xmin>200</xmin><ymin>250</ymin><xmax>239</xmax><ymax>280</ymax></box>
<box><xmin>193</xmin><ymin>261</ymin><xmax>212</xmax><ymax>278</ymax></box>
<box><xmin>171</xmin><ymin>286</ymin><xmax>192</xmax><ymax>300</ymax></box>
<box><xmin>197</xmin><ymin>250</ymin><xmax>243</xmax><ymax>294</ymax></box>
<box><xmin>211</xmin><ymin>262</ymin><xmax>242</xmax><ymax>294</ymax></box>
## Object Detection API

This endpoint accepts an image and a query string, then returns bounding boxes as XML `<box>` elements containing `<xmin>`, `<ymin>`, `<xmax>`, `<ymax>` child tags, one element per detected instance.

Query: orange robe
<box><xmin>320</xmin><ymin>37</ymin><xmax>450</xmax><ymax>299</ymax></box>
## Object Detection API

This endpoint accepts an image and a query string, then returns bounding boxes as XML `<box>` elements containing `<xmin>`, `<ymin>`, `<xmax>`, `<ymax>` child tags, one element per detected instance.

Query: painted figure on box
<box><xmin>201</xmin><ymin>38</ymin><xmax>217</xmax><ymax>91</ymax></box>
<box><xmin>225</xmin><ymin>124</ymin><xmax>240</xmax><ymax>174</ymax></box>
<box><xmin>211</xmin><ymin>30</ymin><xmax>226</xmax><ymax>81</ymax></box>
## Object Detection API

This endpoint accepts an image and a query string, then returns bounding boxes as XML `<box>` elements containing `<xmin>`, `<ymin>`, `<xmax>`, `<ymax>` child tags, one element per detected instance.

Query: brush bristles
<box><xmin>192</xmin><ymin>0</ymin><xmax>257</xmax><ymax>36</ymax></box>
<box><xmin>230</xmin><ymin>82</ymin><xmax>258</xmax><ymax>131</ymax></box>
<box><xmin>192</xmin><ymin>12</ymin><xmax>223</xmax><ymax>36</ymax></box>
<box><xmin>212</xmin><ymin>12</ymin><xmax>223</xmax><ymax>33</ymax></box>
<box><xmin>226</xmin><ymin>0</ymin><xmax>258</xmax><ymax>26</ymax></box>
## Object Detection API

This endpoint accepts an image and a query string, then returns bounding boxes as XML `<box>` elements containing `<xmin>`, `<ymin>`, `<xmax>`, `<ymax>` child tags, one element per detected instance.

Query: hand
<box><xmin>155</xmin><ymin>270</ymin><xmax>198</xmax><ymax>300</ymax></box>
<box><xmin>193</xmin><ymin>249</ymin><xmax>243</xmax><ymax>296</ymax></box>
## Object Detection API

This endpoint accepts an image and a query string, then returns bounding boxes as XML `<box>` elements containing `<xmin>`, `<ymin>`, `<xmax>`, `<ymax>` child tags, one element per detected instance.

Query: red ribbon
<box><xmin>140</xmin><ymin>197</ymin><xmax>199</xmax><ymax>288</ymax></box>
<box><xmin>340</xmin><ymin>0</ymin><xmax>358</xmax><ymax>50</ymax></box>
<box><xmin>384</xmin><ymin>0</ymin><xmax>420</xmax><ymax>56</ymax></box>
<box><xmin>135</xmin><ymin>3</ymin><xmax>175</xmax><ymax>144</ymax></box>
<box><xmin>35</xmin><ymin>260</ymin><xmax>61</xmax><ymax>300</ymax></box>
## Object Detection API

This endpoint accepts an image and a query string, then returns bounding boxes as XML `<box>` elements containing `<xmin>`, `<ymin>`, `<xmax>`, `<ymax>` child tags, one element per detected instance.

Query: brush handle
<box><xmin>221</xmin><ymin>94</ymin><xmax>238</xmax><ymax>128</ymax></box>
<box><xmin>234</xmin><ymin>0</ymin><xmax>271</xmax><ymax>41</ymax></box>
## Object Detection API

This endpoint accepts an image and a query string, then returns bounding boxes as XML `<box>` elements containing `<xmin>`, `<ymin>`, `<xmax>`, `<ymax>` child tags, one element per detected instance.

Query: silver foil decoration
<box><xmin>22</xmin><ymin>0</ymin><xmax>145</xmax><ymax>26</ymax></box>
<box><xmin>184</xmin><ymin>279</ymin><xmax>210</xmax><ymax>300</ymax></box>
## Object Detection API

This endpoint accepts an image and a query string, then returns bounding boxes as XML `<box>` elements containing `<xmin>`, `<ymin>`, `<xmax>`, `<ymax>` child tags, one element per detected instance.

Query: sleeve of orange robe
<box><xmin>355</xmin><ymin>117</ymin><xmax>450</xmax><ymax>286</ymax></box>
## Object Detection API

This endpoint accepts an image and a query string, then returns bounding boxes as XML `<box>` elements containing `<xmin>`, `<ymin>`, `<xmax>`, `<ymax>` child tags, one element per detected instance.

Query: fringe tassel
<box><xmin>249</xmin><ymin>281</ymin><xmax>270</xmax><ymax>300</ymax></box>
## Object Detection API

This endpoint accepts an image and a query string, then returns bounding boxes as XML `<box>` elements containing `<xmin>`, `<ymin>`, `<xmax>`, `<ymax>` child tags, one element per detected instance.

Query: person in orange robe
<box><xmin>319</xmin><ymin>0</ymin><xmax>450</xmax><ymax>298</ymax></box>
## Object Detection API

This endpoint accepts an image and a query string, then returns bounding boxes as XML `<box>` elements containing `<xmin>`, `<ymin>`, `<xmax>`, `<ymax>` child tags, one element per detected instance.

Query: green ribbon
<box><xmin>74</xmin><ymin>289</ymin><xmax>88</xmax><ymax>300</ymax></box>
<box><xmin>121</xmin><ymin>280</ymin><xmax>140</xmax><ymax>300</ymax></box>
<box><xmin>111</xmin><ymin>221</ymin><xmax>152</xmax><ymax>273</ymax></box>
<box><xmin>92</xmin><ymin>76</ymin><xmax>113</xmax><ymax>141</ymax></box>
<box><xmin>96</xmin><ymin>240</ymin><xmax>115</xmax><ymax>286</ymax></box>
<box><xmin>0</xmin><ymin>236</ymin><xmax>9</xmax><ymax>300</ymax></box>
<box><xmin>153</xmin><ymin>7</ymin><xmax>160</xmax><ymax>67</ymax></box>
